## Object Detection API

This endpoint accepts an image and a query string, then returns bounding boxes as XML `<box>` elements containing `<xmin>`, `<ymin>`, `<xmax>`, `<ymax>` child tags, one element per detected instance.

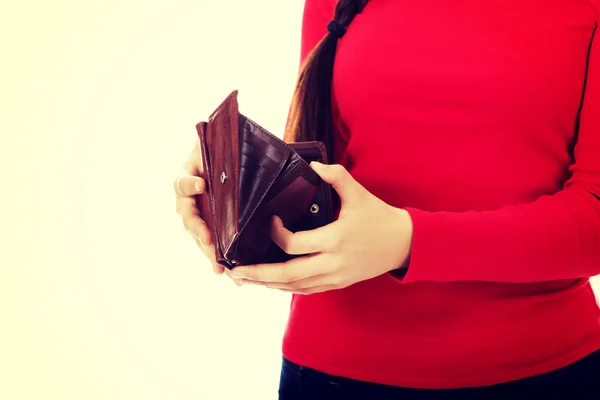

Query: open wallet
<box><xmin>195</xmin><ymin>90</ymin><xmax>334</xmax><ymax>269</ymax></box>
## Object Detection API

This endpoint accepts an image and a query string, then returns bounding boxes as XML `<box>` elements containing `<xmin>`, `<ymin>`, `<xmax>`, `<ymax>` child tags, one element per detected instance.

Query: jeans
<box><xmin>278</xmin><ymin>349</ymin><xmax>600</xmax><ymax>399</ymax></box>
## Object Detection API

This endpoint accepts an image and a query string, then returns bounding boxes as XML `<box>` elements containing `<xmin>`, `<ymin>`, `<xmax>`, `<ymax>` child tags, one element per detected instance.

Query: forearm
<box><xmin>396</xmin><ymin>185</ymin><xmax>600</xmax><ymax>284</ymax></box>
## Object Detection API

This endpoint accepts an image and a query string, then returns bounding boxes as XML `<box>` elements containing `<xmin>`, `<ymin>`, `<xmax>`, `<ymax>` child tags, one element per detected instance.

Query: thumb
<box><xmin>310</xmin><ymin>162</ymin><xmax>364</xmax><ymax>202</ymax></box>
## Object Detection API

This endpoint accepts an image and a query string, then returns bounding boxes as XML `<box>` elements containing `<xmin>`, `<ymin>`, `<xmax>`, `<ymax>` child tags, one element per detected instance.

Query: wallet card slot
<box><xmin>241</xmin><ymin>136</ymin><xmax>287</xmax><ymax>167</ymax></box>
<box><xmin>237</xmin><ymin>115</ymin><xmax>291</xmax><ymax>230</ymax></box>
<box><xmin>240</xmin><ymin>150</ymin><xmax>281</xmax><ymax>171</ymax></box>
<box><xmin>239</xmin><ymin>162</ymin><xmax>272</xmax><ymax>223</ymax></box>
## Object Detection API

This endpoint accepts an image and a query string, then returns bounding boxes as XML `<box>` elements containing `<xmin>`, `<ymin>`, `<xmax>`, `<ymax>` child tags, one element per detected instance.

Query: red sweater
<box><xmin>282</xmin><ymin>0</ymin><xmax>600</xmax><ymax>389</ymax></box>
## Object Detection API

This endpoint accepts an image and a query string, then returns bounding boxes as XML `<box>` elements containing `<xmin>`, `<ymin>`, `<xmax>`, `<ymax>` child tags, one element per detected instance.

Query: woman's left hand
<box><xmin>230</xmin><ymin>162</ymin><xmax>413</xmax><ymax>294</ymax></box>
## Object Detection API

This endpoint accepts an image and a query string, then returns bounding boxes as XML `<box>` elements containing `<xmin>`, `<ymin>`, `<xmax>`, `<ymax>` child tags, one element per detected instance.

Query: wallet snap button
<box><xmin>220</xmin><ymin>172</ymin><xmax>228</xmax><ymax>184</ymax></box>
<box><xmin>310</xmin><ymin>204</ymin><xmax>319</xmax><ymax>214</ymax></box>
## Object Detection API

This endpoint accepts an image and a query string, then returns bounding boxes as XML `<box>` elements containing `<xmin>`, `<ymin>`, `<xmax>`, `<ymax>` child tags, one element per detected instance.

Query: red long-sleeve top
<box><xmin>282</xmin><ymin>0</ymin><xmax>600</xmax><ymax>389</ymax></box>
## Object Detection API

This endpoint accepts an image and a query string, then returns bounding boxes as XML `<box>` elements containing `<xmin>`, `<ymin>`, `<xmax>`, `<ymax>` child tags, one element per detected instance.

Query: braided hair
<box><xmin>285</xmin><ymin>0</ymin><xmax>369</xmax><ymax>162</ymax></box>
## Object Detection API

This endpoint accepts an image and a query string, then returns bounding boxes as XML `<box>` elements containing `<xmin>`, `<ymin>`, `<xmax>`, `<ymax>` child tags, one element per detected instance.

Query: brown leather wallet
<box><xmin>195</xmin><ymin>91</ymin><xmax>334</xmax><ymax>269</ymax></box>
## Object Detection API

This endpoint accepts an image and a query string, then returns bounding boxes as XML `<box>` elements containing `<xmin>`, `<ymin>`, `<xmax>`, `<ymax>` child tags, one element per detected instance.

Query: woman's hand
<box><xmin>230</xmin><ymin>162</ymin><xmax>413</xmax><ymax>294</ymax></box>
<box><xmin>174</xmin><ymin>142</ymin><xmax>241</xmax><ymax>285</ymax></box>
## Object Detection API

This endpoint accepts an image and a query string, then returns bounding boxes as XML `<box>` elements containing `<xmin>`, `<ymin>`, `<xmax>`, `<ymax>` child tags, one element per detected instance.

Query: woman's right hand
<box><xmin>174</xmin><ymin>141</ymin><xmax>242</xmax><ymax>285</ymax></box>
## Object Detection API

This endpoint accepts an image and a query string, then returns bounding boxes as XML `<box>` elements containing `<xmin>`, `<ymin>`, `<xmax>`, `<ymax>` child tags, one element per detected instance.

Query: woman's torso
<box><xmin>282</xmin><ymin>0</ymin><xmax>600</xmax><ymax>389</ymax></box>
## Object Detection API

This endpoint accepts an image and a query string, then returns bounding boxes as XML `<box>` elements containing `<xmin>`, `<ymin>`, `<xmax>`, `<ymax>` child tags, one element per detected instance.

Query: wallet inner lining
<box><xmin>240</xmin><ymin>137</ymin><xmax>286</xmax><ymax>166</ymax></box>
<box><xmin>254</xmin><ymin>147</ymin><xmax>323</xmax><ymax>220</ymax></box>
<box><xmin>238</xmin><ymin>116</ymin><xmax>291</xmax><ymax>229</ymax></box>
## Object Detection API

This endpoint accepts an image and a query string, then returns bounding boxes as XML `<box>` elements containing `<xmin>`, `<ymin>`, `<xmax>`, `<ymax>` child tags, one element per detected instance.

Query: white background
<box><xmin>2</xmin><ymin>1</ymin><xmax>304</xmax><ymax>399</ymax></box>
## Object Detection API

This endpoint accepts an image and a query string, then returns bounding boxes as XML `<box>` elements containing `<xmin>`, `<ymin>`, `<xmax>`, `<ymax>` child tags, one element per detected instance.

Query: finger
<box><xmin>205</xmin><ymin>252</ymin><xmax>224</xmax><ymax>275</ymax></box>
<box><xmin>271</xmin><ymin>216</ymin><xmax>339</xmax><ymax>255</ymax></box>
<box><xmin>224</xmin><ymin>268</ymin><xmax>243</xmax><ymax>286</ymax></box>
<box><xmin>183</xmin><ymin>139</ymin><xmax>202</xmax><ymax>176</ymax></box>
<box><xmin>214</xmin><ymin>265</ymin><xmax>225</xmax><ymax>275</ymax></box>
<box><xmin>178</xmin><ymin>198</ymin><xmax>213</xmax><ymax>246</ymax></box>
<box><xmin>190</xmin><ymin>234</ymin><xmax>224</xmax><ymax>275</ymax></box>
<box><xmin>242</xmin><ymin>273</ymin><xmax>330</xmax><ymax>291</ymax></box>
<box><xmin>277</xmin><ymin>285</ymin><xmax>340</xmax><ymax>295</ymax></box>
<box><xmin>175</xmin><ymin>192</ymin><xmax>196</xmax><ymax>215</ymax></box>
<box><xmin>182</xmin><ymin>211</ymin><xmax>213</xmax><ymax>247</ymax></box>
<box><xmin>309</xmin><ymin>162</ymin><xmax>365</xmax><ymax>203</ymax></box>
<box><xmin>230</xmin><ymin>254</ymin><xmax>327</xmax><ymax>283</ymax></box>
<box><xmin>174</xmin><ymin>175</ymin><xmax>206</xmax><ymax>198</ymax></box>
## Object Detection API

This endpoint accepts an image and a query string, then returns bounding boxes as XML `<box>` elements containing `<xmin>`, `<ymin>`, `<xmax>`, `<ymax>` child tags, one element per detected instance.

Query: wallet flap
<box><xmin>195</xmin><ymin>121</ymin><xmax>225</xmax><ymax>262</ymax></box>
<box><xmin>288</xmin><ymin>141</ymin><xmax>329</xmax><ymax>164</ymax></box>
<box><xmin>288</xmin><ymin>141</ymin><xmax>335</xmax><ymax>232</ymax></box>
<box><xmin>203</xmin><ymin>91</ymin><xmax>241</xmax><ymax>258</ymax></box>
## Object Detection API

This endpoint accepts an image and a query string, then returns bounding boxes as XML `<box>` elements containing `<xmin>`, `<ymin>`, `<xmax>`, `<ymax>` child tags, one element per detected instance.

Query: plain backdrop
<box><xmin>2</xmin><ymin>1</ymin><xmax>305</xmax><ymax>399</ymax></box>
<box><xmin>1</xmin><ymin>1</ymin><xmax>599</xmax><ymax>399</ymax></box>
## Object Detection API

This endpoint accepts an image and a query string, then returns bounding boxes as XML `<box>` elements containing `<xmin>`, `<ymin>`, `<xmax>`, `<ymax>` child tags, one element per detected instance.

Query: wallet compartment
<box><xmin>196</xmin><ymin>90</ymin><xmax>335</xmax><ymax>268</ymax></box>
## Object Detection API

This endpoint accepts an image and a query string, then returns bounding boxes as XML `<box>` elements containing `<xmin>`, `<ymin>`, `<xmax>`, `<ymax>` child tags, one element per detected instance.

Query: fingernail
<box><xmin>310</xmin><ymin>161</ymin><xmax>325</xmax><ymax>171</ymax></box>
<box><xmin>195</xmin><ymin>180</ymin><xmax>203</xmax><ymax>192</ymax></box>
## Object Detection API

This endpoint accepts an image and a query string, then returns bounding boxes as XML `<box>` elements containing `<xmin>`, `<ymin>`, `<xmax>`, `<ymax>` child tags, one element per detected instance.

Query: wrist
<box><xmin>390</xmin><ymin>207</ymin><xmax>414</xmax><ymax>272</ymax></box>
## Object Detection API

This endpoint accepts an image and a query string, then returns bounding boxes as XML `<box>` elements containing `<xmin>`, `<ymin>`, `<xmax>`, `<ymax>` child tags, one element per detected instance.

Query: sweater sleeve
<box><xmin>399</xmin><ymin>22</ymin><xmax>600</xmax><ymax>284</ymax></box>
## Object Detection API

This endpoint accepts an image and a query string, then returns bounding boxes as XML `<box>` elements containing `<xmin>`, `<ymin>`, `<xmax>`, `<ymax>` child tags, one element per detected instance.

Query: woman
<box><xmin>174</xmin><ymin>0</ymin><xmax>600</xmax><ymax>398</ymax></box>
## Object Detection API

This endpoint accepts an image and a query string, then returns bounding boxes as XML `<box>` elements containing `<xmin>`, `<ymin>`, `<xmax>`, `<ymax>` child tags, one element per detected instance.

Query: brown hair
<box><xmin>285</xmin><ymin>0</ymin><xmax>369</xmax><ymax>162</ymax></box>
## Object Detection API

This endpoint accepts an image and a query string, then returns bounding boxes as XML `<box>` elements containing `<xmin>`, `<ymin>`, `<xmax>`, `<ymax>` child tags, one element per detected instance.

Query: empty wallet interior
<box><xmin>197</xmin><ymin>90</ymin><xmax>326</xmax><ymax>267</ymax></box>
